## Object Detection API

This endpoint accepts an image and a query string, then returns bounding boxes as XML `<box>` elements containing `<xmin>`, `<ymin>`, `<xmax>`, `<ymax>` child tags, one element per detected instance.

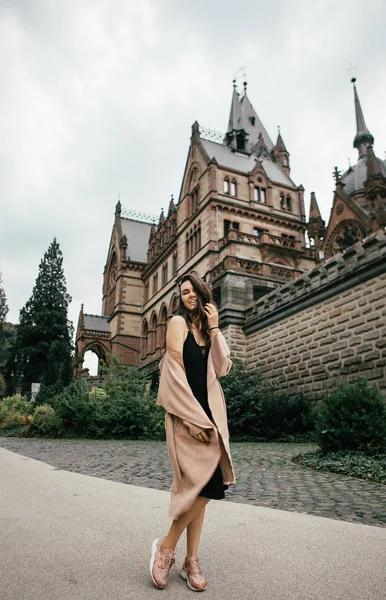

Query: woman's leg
<box><xmin>186</xmin><ymin>503</ymin><xmax>206</xmax><ymax>558</ymax></box>
<box><xmin>163</xmin><ymin>496</ymin><xmax>210</xmax><ymax>551</ymax></box>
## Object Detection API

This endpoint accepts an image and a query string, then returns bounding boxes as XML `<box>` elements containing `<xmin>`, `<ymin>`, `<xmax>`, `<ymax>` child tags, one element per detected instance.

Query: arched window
<box><xmin>280</xmin><ymin>193</ymin><xmax>285</xmax><ymax>210</ymax></box>
<box><xmin>230</xmin><ymin>180</ymin><xmax>237</xmax><ymax>197</ymax></box>
<box><xmin>149</xmin><ymin>313</ymin><xmax>157</xmax><ymax>354</ymax></box>
<box><xmin>153</xmin><ymin>272</ymin><xmax>158</xmax><ymax>295</ymax></box>
<box><xmin>158</xmin><ymin>304</ymin><xmax>168</xmax><ymax>349</ymax></box>
<box><xmin>261</xmin><ymin>188</ymin><xmax>266</xmax><ymax>203</ymax></box>
<box><xmin>144</xmin><ymin>281</ymin><xmax>149</xmax><ymax>303</ymax></box>
<box><xmin>224</xmin><ymin>178</ymin><xmax>230</xmax><ymax>194</ymax></box>
<box><xmin>142</xmin><ymin>319</ymin><xmax>148</xmax><ymax>357</ymax></box>
<box><xmin>162</xmin><ymin>262</ymin><xmax>168</xmax><ymax>287</ymax></box>
<box><xmin>286</xmin><ymin>196</ymin><xmax>292</xmax><ymax>212</ymax></box>
<box><xmin>172</xmin><ymin>253</ymin><xmax>177</xmax><ymax>276</ymax></box>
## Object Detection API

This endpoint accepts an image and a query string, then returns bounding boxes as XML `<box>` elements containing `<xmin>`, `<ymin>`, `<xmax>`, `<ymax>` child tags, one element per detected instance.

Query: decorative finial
<box><xmin>243</xmin><ymin>81</ymin><xmax>247</xmax><ymax>92</ymax></box>
<box><xmin>171</xmin><ymin>194</ymin><xmax>174</xmax><ymax>201</ymax></box>
<box><xmin>278</xmin><ymin>125</ymin><xmax>281</xmax><ymax>134</ymax></box>
<box><xmin>333</xmin><ymin>166</ymin><xmax>342</xmax><ymax>182</ymax></box>
<box><xmin>351</xmin><ymin>77</ymin><xmax>356</xmax><ymax>84</ymax></box>
<box><xmin>81</xmin><ymin>303</ymin><xmax>84</xmax><ymax>309</ymax></box>
<box><xmin>232</xmin><ymin>79</ymin><xmax>236</xmax><ymax>88</ymax></box>
<box><xmin>348</xmin><ymin>157</ymin><xmax>351</xmax><ymax>167</ymax></box>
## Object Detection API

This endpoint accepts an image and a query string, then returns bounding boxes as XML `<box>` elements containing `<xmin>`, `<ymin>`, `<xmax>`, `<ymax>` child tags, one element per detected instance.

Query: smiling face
<box><xmin>180</xmin><ymin>279</ymin><xmax>198</xmax><ymax>312</ymax></box>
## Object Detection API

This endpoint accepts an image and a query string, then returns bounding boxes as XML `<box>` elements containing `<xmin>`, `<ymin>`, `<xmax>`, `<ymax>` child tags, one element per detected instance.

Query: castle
<box><xmin>74</xmin><ymin>79</ymin><xmax>386</xmax><ymax>393</ymax></box>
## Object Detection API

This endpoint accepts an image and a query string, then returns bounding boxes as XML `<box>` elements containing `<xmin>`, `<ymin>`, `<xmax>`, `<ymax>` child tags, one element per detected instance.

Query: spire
<box><xmin>274</xmin><ymin>128</ymin><xmax>290</xmax><ymax>174</ymax></box>
<box><xmin>275</xmin><ymin>129</ymin><xmax>288</xmax><ymax>153</ymax></box>
<box><xmin>352</xmin><ymin>78</ymin><xmax>374</xmax><ymax>157</ymax></box>
<box><xmin>168</xmin><ymin>194</ymin><xmax>176</xmax><ymax>216</ymax></box>
<box><xmin>307</xmin><ymin>192</ymin><xmax>326</xmax><ymax>251</ymax></box>
<box><xmin>367</xmin><ymin>146</ymin><xmax>382</xmax><ymax>178</ymax></box>
<box><xmin>309</xmin><ymin>192</ymin><xmax>322</xmax><ymax>220</ymax></box>
<box><xmin>227</xmin><ymin>80</ymin><xmax>243</xmax><ymax>133</ymax></box>
<box><xmin>158</xmin><ymin>208</ymin><xmax>165</xmax><ymax>227</ymax></box>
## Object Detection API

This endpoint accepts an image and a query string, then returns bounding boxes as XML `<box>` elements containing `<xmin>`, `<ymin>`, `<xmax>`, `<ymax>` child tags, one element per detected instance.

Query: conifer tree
<box><xmin>6</xmin><ymin>239</ymin><xmax>73</xmax><ymax>396</ymax></box>
<box><xmin>0</xmin><ymin>266</ymin><xmax>8</xmax><ymax>326</ymax></box>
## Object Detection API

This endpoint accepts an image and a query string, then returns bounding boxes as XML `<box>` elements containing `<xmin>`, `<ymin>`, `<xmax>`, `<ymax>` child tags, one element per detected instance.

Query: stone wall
<box><xmin>240</xmin><ymin>230</ymin><xmax>386</xmax><ymax>397</ymax></box>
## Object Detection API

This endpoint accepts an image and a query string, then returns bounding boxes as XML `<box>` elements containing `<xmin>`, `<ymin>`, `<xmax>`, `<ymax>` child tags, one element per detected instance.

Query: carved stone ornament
<box><xmin>332</xmin><ymin>223</ymin><xmax>363</xmax><ymax>253</ymax></box>
<box><xmin>336</xmin><ymin>203</ymin><xmax>344</xmax><ymax>215</ymax></box>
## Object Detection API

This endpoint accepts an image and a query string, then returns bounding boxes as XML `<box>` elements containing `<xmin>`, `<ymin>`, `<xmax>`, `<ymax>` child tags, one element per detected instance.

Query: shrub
<box><xmin>316</xmin><ymin>379</ymin><xmax>386</xmax><ymax>454</ymax></box>
<box><xmin>1</xmin><ymin>394</ymin><xmax>33</xmax><ymax>415</ymax></box>
<box><xmin>50</xmin><ymin>379</ymin><xmax>92</xmax><ymax>435</ymax></box>
<box><xmin>221</xmin><ymin>362</ymin><xmax>314</xmax><ymax>440</ymax></box>
<box><xmin>32</xmin><ymin>404</ymin><xmax>61</xmax><ymax>436</ymax></box>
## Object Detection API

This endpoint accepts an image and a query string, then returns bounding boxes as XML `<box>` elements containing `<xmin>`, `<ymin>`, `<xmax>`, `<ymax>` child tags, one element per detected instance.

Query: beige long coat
<box><xmin>157</xmin><ymin>330</ymin><xmax>236</xmax><ymax>520</ymax></box>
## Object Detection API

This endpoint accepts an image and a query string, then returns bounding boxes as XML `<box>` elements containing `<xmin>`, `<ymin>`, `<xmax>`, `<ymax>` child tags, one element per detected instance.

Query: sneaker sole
<box><xmin>180</xmin><ymin>569</ymin><xmax>208</xmax><ymax>592</ymax></box>
<box><xmin>150</xmin><ymin>538</ymin><xmax>165</xmax><ymax>589</ymax></box>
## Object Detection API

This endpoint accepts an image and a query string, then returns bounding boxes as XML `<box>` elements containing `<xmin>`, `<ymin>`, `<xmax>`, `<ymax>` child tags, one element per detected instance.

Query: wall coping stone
<box><xmin>244</xmin><ymin>230</ymin><xmax>386</xmax><ymax>335</ymax></box>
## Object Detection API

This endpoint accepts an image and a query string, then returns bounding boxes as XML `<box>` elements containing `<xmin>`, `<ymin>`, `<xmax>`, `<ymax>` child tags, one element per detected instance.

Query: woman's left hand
<box><xmin>204</xmin><ymin>303</ymin><xmax>219</xmax><ymax>330</ymax></box>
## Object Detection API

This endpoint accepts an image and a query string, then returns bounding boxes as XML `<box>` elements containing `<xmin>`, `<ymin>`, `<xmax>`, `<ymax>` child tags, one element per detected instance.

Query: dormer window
<box><xmin>254</xmin><ymin>186</ymin><xmax>266</xmax><ymax>203</ymax></box>
<box><xmin>286</xmin><ymin>195</ymin><xmax>292</xmax><ymax>211</ymax></box>
<box><xmin>230</xmin><ymin>180</ymin><xmax>237</xmax><ymax>196</ymax></box>
<box><xmin>249</xmin><ymin>116</ymin><xmax>256</xmax><ymax>126</ymax></box>
<box><xmin>236</xmin><ymin>133</ymin><xmax>246</xmax><ymax>151</ymax></box>
<box><xmin>224</xmin><ymin>178</ymin><xmax>229</xmax><ymax>194</ymax></box>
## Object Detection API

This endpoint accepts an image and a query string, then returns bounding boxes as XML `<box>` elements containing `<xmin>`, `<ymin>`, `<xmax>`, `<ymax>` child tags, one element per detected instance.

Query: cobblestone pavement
<box><xmin>1</xmin><ymin>438</ymin><xmax>385</xmax><ymax>527</ymax></box>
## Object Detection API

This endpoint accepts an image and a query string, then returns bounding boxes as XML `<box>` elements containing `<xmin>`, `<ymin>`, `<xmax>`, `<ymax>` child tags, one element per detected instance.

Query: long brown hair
<box><xmin>177</xmin><ymin>271</ymin><xmax>215</xmax><ymax>345</ymax></box>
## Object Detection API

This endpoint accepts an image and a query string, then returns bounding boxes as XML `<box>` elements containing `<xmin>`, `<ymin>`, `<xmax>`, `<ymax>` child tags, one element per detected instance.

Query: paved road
<box><xmin>1</xmin><ymin>447</ymin><xmax>385</xmax><ymax>600</ymax></box>
<box><xmin>1</xmin><ymin>438</ymin><xmax>385</xmax><ymax>526</ymax></box>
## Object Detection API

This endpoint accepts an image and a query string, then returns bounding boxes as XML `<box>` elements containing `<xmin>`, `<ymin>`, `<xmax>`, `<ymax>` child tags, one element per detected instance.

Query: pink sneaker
<box><xmin>181</xmin><ymin>556</ymin><xmax>208</xmax><ymax>592</ymax></box>
<box><xmin>149</xmin><ymin>537</ymin><xmax>176</xmax><ymax>589</ymax></box>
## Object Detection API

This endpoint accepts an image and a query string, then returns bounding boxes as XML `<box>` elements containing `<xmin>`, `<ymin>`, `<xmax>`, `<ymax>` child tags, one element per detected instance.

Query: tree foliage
<box><xmin>5</xmin><ymin>239</ymin><xmax>73</xmax><ymax>396</ymax></box>
<box><xmin>315</xmin><ymin>379</ymin><xmax>386</xmax><ymax>453</ymax></box>
<box><xmin>0</xmin><ymin>266</ymin><xmax>8</xmax><ymax>326</ymax></box>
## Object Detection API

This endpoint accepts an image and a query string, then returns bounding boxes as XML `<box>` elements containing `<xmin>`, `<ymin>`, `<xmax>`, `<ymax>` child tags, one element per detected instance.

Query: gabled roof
<box><xmin>201</xmin><ymin>138</ymin><xmax>295</xmax><ymax>187</ymax></box>
<box><xmin>120</xmin><ymin>218</ymin><xmax>152</xmax><ymax>262</ymax></box>
<box><xmin>83</xmin><ymin>314</ymin><xmax>110</xmax><ymax>332</ymax></box>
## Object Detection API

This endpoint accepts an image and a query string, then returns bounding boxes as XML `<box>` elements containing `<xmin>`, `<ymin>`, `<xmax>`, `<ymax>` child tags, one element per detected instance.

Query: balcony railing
<box><xmin>219</xmin><ymin>230</ymin><xmax>302</xmax><ymax>251</ymax></box>
<box><xmin>82</xmin><ymin>329</ymin><xmax>110</xmax><ymax>339</ymax></box>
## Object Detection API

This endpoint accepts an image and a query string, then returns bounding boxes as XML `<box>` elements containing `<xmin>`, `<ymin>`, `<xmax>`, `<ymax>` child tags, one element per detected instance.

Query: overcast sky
<box><xmin>1</xmin><ymin>0</ymin><xmax>386</xmax><ymax>337</ymax></box>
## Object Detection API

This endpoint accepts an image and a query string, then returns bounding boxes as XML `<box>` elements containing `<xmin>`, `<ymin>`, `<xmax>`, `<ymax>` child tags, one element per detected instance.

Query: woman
<box><xmin>149</xmin><ymin>272</ymin><xmax>236</xmax><ymax>592</ymax></box>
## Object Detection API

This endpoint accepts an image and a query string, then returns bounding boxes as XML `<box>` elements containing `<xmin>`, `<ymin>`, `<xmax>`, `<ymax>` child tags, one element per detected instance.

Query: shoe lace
<box><xmin>186</xmin><ymin>557</ymin><xmax>201</xmax><ymax>575</ymax></box>
<box><xmin>159</xmin><ymin>550</ymin><xmax>174</xmax><ymax>570</ymax></box>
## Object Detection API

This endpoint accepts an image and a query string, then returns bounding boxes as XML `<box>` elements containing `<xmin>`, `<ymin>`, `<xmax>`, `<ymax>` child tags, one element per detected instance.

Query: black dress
<box><xmin>183</xmin><ymin>330</ymin><xmax>228</xmax><ymax>500</ymax></box>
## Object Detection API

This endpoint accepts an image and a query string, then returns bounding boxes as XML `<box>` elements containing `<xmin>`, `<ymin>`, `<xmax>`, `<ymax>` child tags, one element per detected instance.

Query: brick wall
<box><xmin>240</xmin><ymin>230</ymin><xmax>386</xmax><ymax>397</ymax></box>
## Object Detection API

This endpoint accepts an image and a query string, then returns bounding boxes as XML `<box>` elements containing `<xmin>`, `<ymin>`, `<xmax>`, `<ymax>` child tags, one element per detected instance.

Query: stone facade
<box><xmin>74</xmin><ymin>79</ymin><xmax>386</xmax><ymax>392</ymax></box>
<box><xmin>240</xmin><ymin>230</ymin><xmax>386</xmax><ymax>396</ymax></box>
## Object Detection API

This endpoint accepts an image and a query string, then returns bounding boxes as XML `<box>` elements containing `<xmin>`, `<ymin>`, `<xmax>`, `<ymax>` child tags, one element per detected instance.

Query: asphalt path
<box><xmin>1</xmin><ymin>447</ymin><xmax>385</xmax><ymax>600</ymax></box>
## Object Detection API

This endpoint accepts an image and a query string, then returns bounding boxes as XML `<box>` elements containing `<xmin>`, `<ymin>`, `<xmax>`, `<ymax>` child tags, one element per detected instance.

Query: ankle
<box><xmin>162</xmin><ymin>537</ymin><xmax>176</xmax><ymax>552</ymax></box>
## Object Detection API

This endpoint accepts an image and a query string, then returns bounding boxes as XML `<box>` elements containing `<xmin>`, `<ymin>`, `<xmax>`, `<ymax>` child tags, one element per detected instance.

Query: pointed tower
<box><xmin>307</xmin><ymin>192</ymin><xmax>326</xmax><ymax>251</ymax></box>
<box><xmin>365</xmin><ymin>146</ymin><xmax>386</xmax><ymax>228</ymax></box>
<box><xmin>274</xmin><ymin>129</ymin><xmax>290</xmax><ymax>176</ymax></box>
<box><xmin>352</xmin><ymin>78</ymin><xmax>374</xmax><ymax>158</ymax></box>
<box><xmin>225</xmin><ymin>81</ymin><xmax>247</xmax><ymax>151</ymax></box>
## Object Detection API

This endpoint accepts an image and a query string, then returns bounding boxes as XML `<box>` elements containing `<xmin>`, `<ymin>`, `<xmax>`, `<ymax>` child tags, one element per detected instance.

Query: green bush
<box><xmin>316</xmin><ymin>379</ymin><xmax>386</xmax><ymax>454</ymax></box>
<box><xmin>31</xmin><ymin>404</ymin><xmax>61</xmax><ymax>436</ymax></box>
<box><xmin>50</xmin><ymin>379</ymin><xmax>93</xmax><ymax>435</ymax></box>
<box><xmin>1</xmin><ymin>394</ymin><xmax>33</xmax><ymax>415</ymax></box>
<box><xmin>46</xmin><ymin>359</ymin><xmax>165</xmax><ymax>439</ymax></box>
<box><xmin>221</xmin><ymin>362</ymin><xmax>314</xmax><ymax>440</ymax></box>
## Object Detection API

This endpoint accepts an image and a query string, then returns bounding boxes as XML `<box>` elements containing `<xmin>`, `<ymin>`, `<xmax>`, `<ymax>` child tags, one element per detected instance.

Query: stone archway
<box><xmin>77</xmin><ymin>342</ymin><xmax>109</xmax><ymax>379</ymax></box>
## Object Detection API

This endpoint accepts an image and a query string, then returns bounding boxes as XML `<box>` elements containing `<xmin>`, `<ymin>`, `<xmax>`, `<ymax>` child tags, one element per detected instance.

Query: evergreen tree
<box><xmin>0</xmin><ymin>266</ymin><xmax>8</xmax><ymax>326</ymax></box>
<box><xmin>6</xmin><ymin>239</ymin><xmax>73</xmax><ymax>396</ymax></box>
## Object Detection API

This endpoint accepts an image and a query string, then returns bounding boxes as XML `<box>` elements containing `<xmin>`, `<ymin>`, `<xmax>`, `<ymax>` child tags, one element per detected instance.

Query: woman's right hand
<box><xmin>193</xmin><ymin>430</ymin><xmax>210</xmax><ymax>443</ymax></box>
